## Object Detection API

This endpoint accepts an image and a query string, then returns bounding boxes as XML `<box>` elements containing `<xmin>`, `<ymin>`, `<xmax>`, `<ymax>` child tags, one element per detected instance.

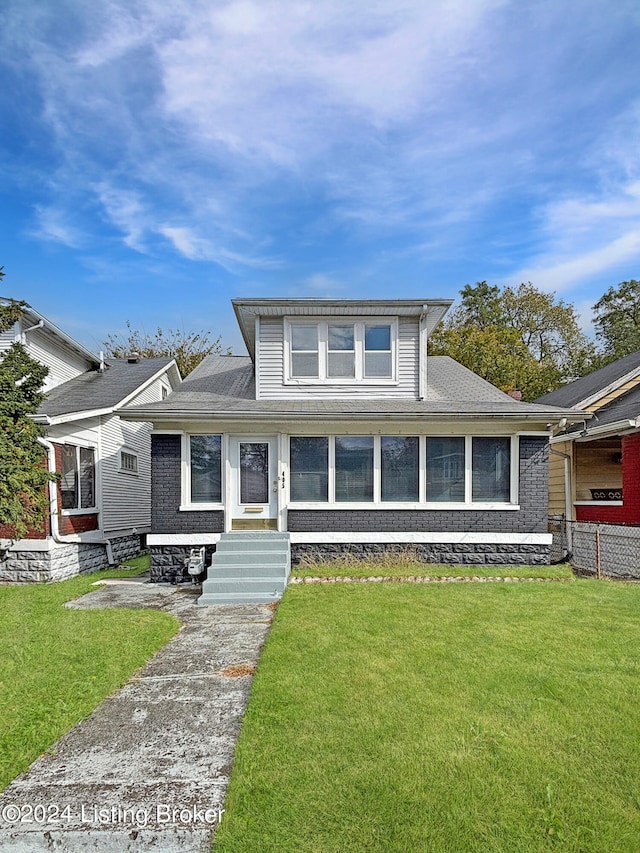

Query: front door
<box><xmin>230</xmin><ymin>436</ymin><xmax>279</xmax><ymax>530</ymax></box>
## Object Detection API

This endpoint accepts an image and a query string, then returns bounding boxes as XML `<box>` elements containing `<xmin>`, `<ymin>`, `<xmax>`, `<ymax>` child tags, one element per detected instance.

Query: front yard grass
<box><xmin>216</xmin><ymin>580</ymin><xmax>640</xmax><ymax>852</ymax></box>
<box><xmin>0</xmin><ymin>557</ymin><xmax>178</xmax><ymax>791</ymax></box>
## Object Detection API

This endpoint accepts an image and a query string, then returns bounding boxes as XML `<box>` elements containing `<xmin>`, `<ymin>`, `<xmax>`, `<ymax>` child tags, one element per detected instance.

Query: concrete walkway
<box><xmin>0</xmin><ymin>578</ymin><xmax>274</xmax><ymax>852</ymax></box>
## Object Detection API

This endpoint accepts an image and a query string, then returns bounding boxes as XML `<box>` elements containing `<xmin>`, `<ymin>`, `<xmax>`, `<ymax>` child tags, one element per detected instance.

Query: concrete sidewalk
<box><xmin>0</xmin><ymin>578</ymin><xmax>274</xmax><ymax>852</ymax></box>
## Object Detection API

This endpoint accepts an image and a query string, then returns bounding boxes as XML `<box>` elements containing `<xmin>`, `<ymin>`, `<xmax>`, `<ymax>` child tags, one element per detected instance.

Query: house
<box><xmin>537</xmin><ymin>351</ymin><xmax>640</xmax><ymax>527</ymax></box>
<box><xmin>0</xmin><ymin>300</ymin><xmax>181</xmax><ymax>581</ymax></box>
<box><xmin>120</xmin><ymin>298</ymin><xmax>583</xmax><ymax>603</ymax></box>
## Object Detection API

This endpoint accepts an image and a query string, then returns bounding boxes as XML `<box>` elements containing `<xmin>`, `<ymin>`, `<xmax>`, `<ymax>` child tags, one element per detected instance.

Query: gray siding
<box><xmin>151</xmin><ymin>434</ymin><xmax>223</xmax><ymax>533</ymax></box>
<box><xmin>288</xmin><ymin>438</ymin><xmax>549</xmax><ymax>534</ymax></box>
<box><xmin>257</xmin><ymin>316</ymin><xmax>419</xmax><ymax>399</ymax></box>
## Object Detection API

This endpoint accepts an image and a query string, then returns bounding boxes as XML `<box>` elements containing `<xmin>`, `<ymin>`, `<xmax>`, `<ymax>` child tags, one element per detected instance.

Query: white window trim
<box><xmin>180</xmin><ymin>433</ymin><xmax>225</xmax><ymax>510</ymax></box>
<box><xmin>286</xmin><ymin>434</ymin><xmax>519</xmax><ymax>509</ymax></box>
<box><xmin>284</xmin><ymin>317</ymin><xmax>398</xmax><ymax>385</ymax></box>
<box><xmin>60</xmin><ymin>443</ymin><xmax>98</xmax><ymax>515</ymax></box>
<box><xmin>118</xmin><ymin>448</ymin><xmax>139</xmax><ymax>476</ymax></box>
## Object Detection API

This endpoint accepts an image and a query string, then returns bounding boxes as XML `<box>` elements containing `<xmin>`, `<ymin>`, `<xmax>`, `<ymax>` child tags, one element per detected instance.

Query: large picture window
<box><xmin>290</xmin><ymin>437</ymin><xmax>329</xmax><ymax>501</ymax></box>
<box><xmin>472</xmin><ymin>437</ymin><xmax>511</xmax><ymax>502</ymax></box>
<box><xmin>335</xmin><ymin>437</ymin><xmax>374</xmax><ymax>502</ymax></box>
<box><xmin>426</xmin><ymin>437</ymin><xmax>465</xmax><ymax>502</ymax></box>
<box><xmin>190</xmin><ymin>435</ymin><xmax>222</xmax><ymax>503</ymax></box>
<box><xmin>288</xmin><ymin>435</ymin><xmax>515</xmax><ymax>506</ymax></box>
<box><xmin>60</xmin><ymin>445</ymin><xmax>96</xmax><ymax>511</ymax></box>
<box><xmin>381</xmin><ymin>436</ymin><xmax>419</xmax><ymax>501</ymax></box>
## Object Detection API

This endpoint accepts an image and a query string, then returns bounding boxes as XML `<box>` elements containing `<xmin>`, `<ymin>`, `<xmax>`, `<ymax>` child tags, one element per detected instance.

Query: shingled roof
<box><xmin>120</xmin><ymin>353</ymin><xmax>582</xmax><ymax>422</ymax></box>
<box><xmin>536</xmin><ymin>351</ymin><xmax>640</xmax><ymax>408</ymax></box>
<box><xmin>37</xmin><ymin>357</ymin><xmax>176</xmax><ymax>420</ymax></box>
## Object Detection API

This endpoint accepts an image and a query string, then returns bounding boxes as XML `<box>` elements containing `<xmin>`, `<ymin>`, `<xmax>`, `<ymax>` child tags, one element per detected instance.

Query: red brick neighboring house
<box><xmin>537</xmin><ymin>351</ymin><xmax>640</xmax><ymax>526</ymax></box>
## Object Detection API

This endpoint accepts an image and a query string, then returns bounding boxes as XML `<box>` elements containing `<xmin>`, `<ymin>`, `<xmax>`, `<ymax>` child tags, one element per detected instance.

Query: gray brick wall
<box><xmin>151</xmin><ymin>435</ymin><xmax>223</xmax><ymax>534</ymax></box>
<box><xmin>288</xmin><ymin>437</ymin><xmax>549</xmax><ymax>534</ymax></box>
<box><xmin>292</xmin><ymin>542</ymin><xmax>549</xmax><ymax>566</ymax></box>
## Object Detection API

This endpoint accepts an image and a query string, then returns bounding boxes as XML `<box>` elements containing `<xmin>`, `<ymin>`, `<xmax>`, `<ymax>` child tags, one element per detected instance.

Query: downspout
<box><xmin>37</xmin><ymin>437</ymin><xmax>115</xmax><ymax>564</ymax></box>
<box><xmin>549</xmin><ymin>448</ymin><xmax>573</xmax><ymax>555</ymax></box>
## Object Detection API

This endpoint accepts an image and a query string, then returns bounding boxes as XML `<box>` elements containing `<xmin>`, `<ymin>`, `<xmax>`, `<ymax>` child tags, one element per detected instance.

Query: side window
<box><xmin>119</xmin><ymin>450</ymin><xmax>139</xmax><ymax>474</ymax></box>
<box><xmin>60</xmin><ymin>445</ymin><xmax>96</xmax><ymax>510</ymax></box>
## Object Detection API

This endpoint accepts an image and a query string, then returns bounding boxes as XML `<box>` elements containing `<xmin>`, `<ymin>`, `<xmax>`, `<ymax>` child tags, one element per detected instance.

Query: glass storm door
<box><xmin>230</xmin><ymin>437</ymin><xmax>279</xmax><ymax>529</ymax></box>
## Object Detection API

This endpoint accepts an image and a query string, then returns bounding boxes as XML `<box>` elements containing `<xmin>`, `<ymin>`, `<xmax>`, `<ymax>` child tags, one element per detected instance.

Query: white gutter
<box><xmin>37</xmin><ymin>437</ymin><xmax>115</xmax><ymax>564</ymax></box>
<box><xmin>574</xmin><ymin>418</ymin><xmax>640</xmax><ymax>441</ymax></box>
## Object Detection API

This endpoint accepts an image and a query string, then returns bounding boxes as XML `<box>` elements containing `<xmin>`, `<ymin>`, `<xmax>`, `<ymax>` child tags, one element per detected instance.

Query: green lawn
<box><xmin>216</xmin><ymin>580</ymin><xmax>640</xmax><ymax>852</ymax></box>
<box><xmin>0</xmin><ymin>557</ymin><xmax>178</xmax><ymax>791</ymax></box>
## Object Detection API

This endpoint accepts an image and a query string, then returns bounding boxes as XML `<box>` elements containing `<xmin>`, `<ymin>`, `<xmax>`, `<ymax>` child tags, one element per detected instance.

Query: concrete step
<box><xmin>216</xmin><ymin>537</ymin><xmax>290</xmax><ymax>554</ymax></box>
<box><xmin>213</xmin><ymin>548</ymin><xmax>289</xmax><ymax>566</ymax></box>
<box><xmin>198</xmin><ymin>531</ymin><xmax>291</xmax><ymax>606</ymax></box>
<box><xmin>204</xmin><ymin>577</ymin><xmax>287</xmax><ymax>596</ymax></box>
<box><xmin>207</xmin><ymin>562</ymin><xmax>289</xmax><ymax>578</ymax></box>
<box><xmin>198</xmin><ymin>590</ymin><xmax>282</xmax><ymax>605</ymax></box>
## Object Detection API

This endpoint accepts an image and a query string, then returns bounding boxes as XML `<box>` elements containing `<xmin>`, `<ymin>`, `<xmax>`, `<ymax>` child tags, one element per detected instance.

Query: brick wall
<box><xmin>576</xmin><ymin>432</ymin><xmax>640</xmax><ymax>525</ymax></box>
<box><xmin>289</xmin><ymin>437</ymin><xmax>549</xmax><ymax>534</ymax></box>
<box><xmin>151</xmin><ymin>434</ymin><xmax>224</xmax><ymax>534</ymax></box>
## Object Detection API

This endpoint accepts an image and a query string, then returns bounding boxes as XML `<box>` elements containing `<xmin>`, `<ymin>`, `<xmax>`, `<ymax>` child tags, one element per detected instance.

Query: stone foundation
<box><xmin>150</xmin><ymin>545</ymin><xmax>216</xmax><ymax>584</ymax></box>
<box><xmin>291</xmin><ymin>542</ymin><xmax>550</xmax><ymax>567</ymax></box>
<box><xmin>0</xmin><ymin>534</ymin><xmax>143</xmax><ymax>583</ymax></box>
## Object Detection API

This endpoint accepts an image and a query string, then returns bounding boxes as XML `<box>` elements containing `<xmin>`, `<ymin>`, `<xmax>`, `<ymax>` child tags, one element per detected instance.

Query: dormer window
<box><xmin>364</xmin><ymin>324</ymin><xmax>392</xmax><ymax>377</ymax></box>
<box><xmin>285</xmin><ymin>318</ymin><xmax>397</xmax><ymax>384</ymax></box>
<box><xmin>290</xmin><ymin>324</ymin><xmax>319</xmax><ymax>377</ymax></box>
<box><xmin>328</xmin><ymin>325</ymin><xmax>355</xmax><ymax>378</ymax></box>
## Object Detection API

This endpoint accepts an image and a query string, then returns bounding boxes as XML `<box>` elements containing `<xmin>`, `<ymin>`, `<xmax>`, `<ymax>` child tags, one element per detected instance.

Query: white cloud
<box><xmin>31</xmin><ymin>206</ymin><xmax>84</xmax><ymax>249</ymax></box>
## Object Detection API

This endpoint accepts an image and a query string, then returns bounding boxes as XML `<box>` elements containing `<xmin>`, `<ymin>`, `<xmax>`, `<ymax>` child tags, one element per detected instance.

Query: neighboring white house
<box><xmin>120</xmin><ymin>297</ymin><xmax>584</xmax><ymax>597</ymax></box>
<box><xmin>0</xmin><ymin>299</ymin><xmax>181</xmax><ymax>581</ymax></box>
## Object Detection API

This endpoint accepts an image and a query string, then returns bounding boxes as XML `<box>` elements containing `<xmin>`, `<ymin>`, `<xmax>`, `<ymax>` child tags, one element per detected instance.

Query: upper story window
<box><xmin>286</xmin><ymin>318</ymin><xmax>397</xmax><ymax>383</ymax></box>
<box><xmin>290</xmin><ymin>324</ymin><xmax>319</xmax><ymax>377</ymax></box>
<box><xmin>60</xmin><ymin>445</ymin><xmax>96</xmax><ymax>511</ymax></box>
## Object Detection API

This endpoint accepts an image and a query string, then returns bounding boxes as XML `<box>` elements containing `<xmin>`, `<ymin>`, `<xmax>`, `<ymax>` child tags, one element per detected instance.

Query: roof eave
<box><xmin>120</xmin><ymin>407</ymin><xmax>583</xmax><ymax>423</ymax></box>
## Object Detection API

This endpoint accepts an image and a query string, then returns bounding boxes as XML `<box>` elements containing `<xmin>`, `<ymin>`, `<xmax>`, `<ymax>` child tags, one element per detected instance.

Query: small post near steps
<box><xmin>198</xmin><ymin>531</ymin><xmax>291</xmax><ymax>605</ymax></box>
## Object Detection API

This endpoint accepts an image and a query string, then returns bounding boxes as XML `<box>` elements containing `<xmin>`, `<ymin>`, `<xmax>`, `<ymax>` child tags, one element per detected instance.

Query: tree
<box><xmin>0</xmin><ymin>268</ymin><xmax>54</xmax><ymax>539</ymax></box>
<box><xmin>429</xmin><ymin>281</ymin><xmax>595</xmax><ymax>400</ymax></box>
<box><xmin>592</xmin><ymin>279</ymin><xmax>640</xmax><ymax>361</ymax></box>
<box><xmin>103</xmin><ymin>321</ymin><xmax>230</xmax><ymax>377</ymax></box>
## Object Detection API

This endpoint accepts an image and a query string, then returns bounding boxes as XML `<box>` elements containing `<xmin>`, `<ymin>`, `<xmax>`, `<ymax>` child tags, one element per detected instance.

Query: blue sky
<box><xmin>1</xmin><ymin>0</ymin><xmax>639</xmax><ymax>356</ymax></box>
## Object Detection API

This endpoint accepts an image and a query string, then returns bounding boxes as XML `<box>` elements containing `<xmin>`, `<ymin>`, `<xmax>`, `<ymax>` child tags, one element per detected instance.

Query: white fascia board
<box><xmin>117</xmin><ymin>409</ymin><xmax>572</xmax><ymax>424</ymax></box>
<box><xmin>577</xmin><ymin>366</ymin><xmax>640</xmax><ymax>410</ymax></box>
<box><xmin>43</xmin><ymin>407</ymin><xmax>115</xmax><ymax>425</ymax></box>
<box><xmin>18</xmin><ymin>305</ymin><xmax>101</xmax><ymax>364</ymax></box>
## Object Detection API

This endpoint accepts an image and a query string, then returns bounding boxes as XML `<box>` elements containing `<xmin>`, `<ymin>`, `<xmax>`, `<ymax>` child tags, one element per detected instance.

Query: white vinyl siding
<box><xmin>0</xmin><ymin>323</ymin><xmax>19</xmax><ymax>348</ymax></box>
<box><xmin>257</xmin><ymin>317</ymin><xmax>419</xmax><ymax>398</ymax></box>
<box><xmin>24</xmin><ymin>326</ymin><xmax>93</xmax><ymax>392</ymax></box>
<box><xmin>100</xmin><ymin>416</ymin><xmax>153</xmax><ymax>533</ymax></box>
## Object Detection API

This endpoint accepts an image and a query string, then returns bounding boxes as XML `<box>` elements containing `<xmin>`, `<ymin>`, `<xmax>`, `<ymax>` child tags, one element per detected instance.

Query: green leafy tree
<box><xmin>0</xmin><ymin>268</ymin><xmax>53</xmax><ymax>539</ymax></box>
<box><xmin>592</xmin><ymin>279</ymin><xmax>640</xmax><ymax>361</ymax></box>
<box><xmin>429</xmin><ymin>281</ymin><xmax>594</xmax><ymax>400</ymax></box>
<box><xmin>103</xmin><ymin>321</ymin><xmax>230</xmax><ymax>377</ymax></box>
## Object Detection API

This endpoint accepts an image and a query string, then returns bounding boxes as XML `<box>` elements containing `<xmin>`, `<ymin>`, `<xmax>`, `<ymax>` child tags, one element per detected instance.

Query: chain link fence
<box><xmin>549</xmin><ymin>516</ymin><xmax>640</xmax><ymax>579</ymax></box>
